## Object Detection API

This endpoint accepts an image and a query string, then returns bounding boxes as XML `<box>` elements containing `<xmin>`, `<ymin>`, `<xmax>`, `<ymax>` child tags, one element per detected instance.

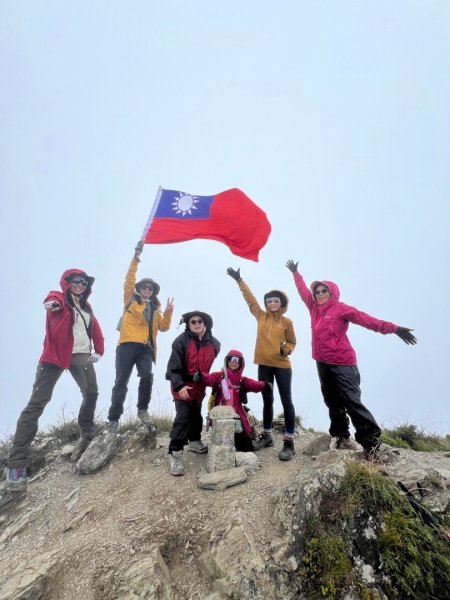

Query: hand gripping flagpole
<box><xmin>140</xmin><ymin>186</ymin><xmax>163</xmax><ymax>242</ymax></box>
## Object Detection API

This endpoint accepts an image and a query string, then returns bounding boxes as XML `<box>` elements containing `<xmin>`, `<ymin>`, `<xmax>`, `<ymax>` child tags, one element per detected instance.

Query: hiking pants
<box><xmin>169</xmin><ymin>400</ymin><xmax>203</xmax><ymax>453</ymax></box>
<box><xmin>258</xmin><ymin>365</ymin><xmax>296</xmax><ymax>436</ymax></box>
<box><xmin>8</xmin><ymin>354</ymin><xmax>98</xmax><ymax>468</ymax></box>
<box><xmin>108</xmin><ymin>342</ymin><xmax>153</xmax><ymax>421</ymax></box>
<box><xmin>316</xmin><ymin>362</ymin><xmax>381</xmax><ymax>449</ymax></box>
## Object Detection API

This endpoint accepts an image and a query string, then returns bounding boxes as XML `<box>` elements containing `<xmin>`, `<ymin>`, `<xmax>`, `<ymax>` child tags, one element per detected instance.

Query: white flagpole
<box><xmin>140</xmin><ymin>186</ymin><xmax>163</xmax><ymax>241</ymax></box>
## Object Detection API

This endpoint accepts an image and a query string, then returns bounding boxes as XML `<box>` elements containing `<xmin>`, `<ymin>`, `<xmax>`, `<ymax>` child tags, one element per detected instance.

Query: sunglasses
<box><xmin>189</xmin><ymin>318</ymin><xmax>203</xmax><ymax>325</ymax></box>
<box><xmin>265</xmin><ymin>297</ymin><xmax>281</xmax><ymax>304</ymax></box>
<box><xmin>70</xmin><ymin>278</ymin><xmax>88</xmax><ymax>287</ymax></box>
<box><xmin>314</xmin><ymin>288</ymin><xmax>330</xmax><ymax>296</ymax></box>
<box><xmin>140</xmin><ymin>284</ymin><xmax>154</xmax><ymax>291</ymax></box>
<box><xmin>227</xmin><ymin>356</ymin><xmax>241</xmax><ymax>364</ymax></box>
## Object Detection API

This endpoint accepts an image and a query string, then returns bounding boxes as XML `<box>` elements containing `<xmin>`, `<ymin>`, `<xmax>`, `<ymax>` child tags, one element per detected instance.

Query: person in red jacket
<box><xmin>7</xmin><ymin>269</ymin><xmax>104</xmax><ymax>492</ymax></box>
<box><xmin>199</xmin><ymin>350</ymin><xmax>267</xmax><ymax>452</ymax></box>
<box><xmin>286</xmin><ymin>260</ymin><xmax>417</xmax><ymax>460</ymax></box>
<box><xmin>166</xmin><ymin>311</ymin><xmax>220</xmax><ymax>476</ymax></box>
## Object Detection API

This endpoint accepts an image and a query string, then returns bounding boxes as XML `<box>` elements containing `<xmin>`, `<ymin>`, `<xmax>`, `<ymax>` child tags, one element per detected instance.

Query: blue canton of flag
<box><xmin>154</xmin><ymin>189</ymin><xmax>214</xmax><ymax>220</ymax></box>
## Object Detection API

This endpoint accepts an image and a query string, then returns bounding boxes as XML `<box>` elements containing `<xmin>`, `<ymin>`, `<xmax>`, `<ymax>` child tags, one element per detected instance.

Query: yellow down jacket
<box><xmin>117</xmin><ymin>258</ymin><xmax>172</xmax><ymax>363</ymax></box>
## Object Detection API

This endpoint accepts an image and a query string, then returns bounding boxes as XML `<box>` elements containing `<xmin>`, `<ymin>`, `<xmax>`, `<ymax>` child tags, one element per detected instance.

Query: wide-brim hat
<box><xmin>181</xmin><ymin>311</ymin><xmax>213</xmax><ymax>331</ymax></box>
<box><xmin>136</xmin><ymin>278</ymin><xmax>160</xmax><ymax>295</ymax></box>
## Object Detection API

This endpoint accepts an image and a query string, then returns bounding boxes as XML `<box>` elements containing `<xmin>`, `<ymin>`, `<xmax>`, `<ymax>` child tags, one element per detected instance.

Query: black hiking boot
<box><xmin>279</xmin><ymin>438</ymin><xmax>295</xmax><ymax>461</ymax></box>
<box><xmin>252</xmin><ymin>432</ymin><xmax>274</xmax><ymax>451</ymax></box>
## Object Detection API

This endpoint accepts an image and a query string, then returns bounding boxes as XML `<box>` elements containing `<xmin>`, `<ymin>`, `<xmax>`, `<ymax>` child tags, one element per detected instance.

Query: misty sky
<box><xmin>1</xmin><ymin>1</ymin><xmax>449</xmax><ymax>439</ymax></box>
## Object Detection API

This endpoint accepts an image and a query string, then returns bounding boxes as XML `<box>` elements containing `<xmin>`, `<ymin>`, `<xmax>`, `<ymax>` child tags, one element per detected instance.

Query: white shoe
<box><xmin>170</xmin><ymin>451</ymin><xmax>185</xmax><ymax>476</ymax></box>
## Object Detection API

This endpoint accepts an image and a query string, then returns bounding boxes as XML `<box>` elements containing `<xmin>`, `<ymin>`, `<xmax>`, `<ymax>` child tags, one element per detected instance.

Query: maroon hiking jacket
<box><xmin>39</xmin><ymin>268</ymin><xmax>104</xmax><ymax>369</ymax></box>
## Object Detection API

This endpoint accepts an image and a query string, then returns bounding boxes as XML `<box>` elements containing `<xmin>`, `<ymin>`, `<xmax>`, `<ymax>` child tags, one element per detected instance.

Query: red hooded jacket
<box><xmin>39</xmin><ymin>268</ymin><xmax>104</xmax><ymax>369</ymax></box>
<box><xmin>293</xmin><ymin>272</ymin><xmax>397</xmax><ymax>366</ymax></box>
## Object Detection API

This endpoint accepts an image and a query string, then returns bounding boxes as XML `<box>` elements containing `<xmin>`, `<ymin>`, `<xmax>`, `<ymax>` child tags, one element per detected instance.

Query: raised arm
<box><xmin>286</xmin><ymin>259</ymin><xmax>314</xmax><ymax>310</ymax></box>
<box><xmin>123</xmin><ymin>241</ymin><xmax>143</xmax><ymax>305</ymax></box>
<box><xmin>227</xmin><ymin>267</ymin><xmax>264</xmax><ymax>319</ymax></box>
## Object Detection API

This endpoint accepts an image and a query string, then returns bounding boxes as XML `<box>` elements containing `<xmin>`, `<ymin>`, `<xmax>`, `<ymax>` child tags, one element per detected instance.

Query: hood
<box><xmin>224</xmin><ymin>349</ymin><xmax>245</xmax><ymax>375</ymax></box>
<box><xmin>60</xmin><ymin>268</ymin><xmax>95</xmax><ymax>305</ymax></box>
<box><xmin>310</xmin><ymin>280</ymin><xmax>340</xmax><ymax>306</ymax></box>
<box><xmin>263</xmin><ymin>289</ymin><xmax>289</xmax><ymax>316</ymax></box>
<box><xmin>181</xmin><ymin>310</ymin><xmax>213</xmax><ymax>331</ymax></box>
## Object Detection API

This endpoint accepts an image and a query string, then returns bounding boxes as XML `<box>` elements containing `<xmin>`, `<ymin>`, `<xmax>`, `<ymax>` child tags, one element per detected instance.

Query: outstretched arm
<box><xmin>395</xmin><ymin>327</ymin><xmax>417</xmax><ymax>345</ymax></box>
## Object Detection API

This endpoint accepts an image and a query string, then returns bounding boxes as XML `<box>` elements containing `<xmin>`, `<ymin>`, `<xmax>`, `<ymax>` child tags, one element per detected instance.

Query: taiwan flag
<box><xmin>142</xmin><ymin>188</ymin><xmax>271</xmax><ymax>261</ymax></box>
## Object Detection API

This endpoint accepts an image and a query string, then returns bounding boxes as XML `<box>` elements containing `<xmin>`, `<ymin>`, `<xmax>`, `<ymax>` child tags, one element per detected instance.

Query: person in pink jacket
<box><xmin>286</xmin><ymin>259</ymin><xmax>417</xmax><ymax>460</ymax></box>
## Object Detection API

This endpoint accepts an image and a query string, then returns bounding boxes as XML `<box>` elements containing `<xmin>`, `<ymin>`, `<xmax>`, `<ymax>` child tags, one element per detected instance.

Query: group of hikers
<box><xmin>6</xmin><ymin>241</ymin><xmax>417</xmax><ymax>489</ymax></box>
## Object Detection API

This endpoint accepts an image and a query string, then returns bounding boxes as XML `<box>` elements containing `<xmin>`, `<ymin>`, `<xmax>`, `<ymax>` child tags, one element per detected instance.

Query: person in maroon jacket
<box><xmin>286</xmin><ymin>260</ymin><xmax>417</xmax><ymax>461</ymax></box>
<box><xmin>7</xmin><ymin>269</ymin><xmax>104</xmax><ymax>492</ymax></box>
<box><xmin>166</xmin><ymin>311</ymin><xmax>220</xmax><ymax>476</ymax></box>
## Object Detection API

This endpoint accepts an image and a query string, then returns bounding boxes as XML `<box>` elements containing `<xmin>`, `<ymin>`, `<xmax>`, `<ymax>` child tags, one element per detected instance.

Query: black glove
<box><xmin>286</xmin><ymin>259</ymin><xmax>298</xmax><ymax>273</ymax></box>
<box><xmin>134</xmin><ymin>240</ymin><xmax>144</xmax><ymax>261</ymax></box>
<box><xmin>193</xmin><ymin>371</ymin><xmax>203</xmax><ymax>382</ymax></box>
<box><xmin>227</xmin><ymin>267</ymin><xmax>241</xmax><ymax>281</ymax></box>
<box><xmin>395</xmin><ymin>327</ymin><xmax>417</xmax><ymax>345</ymax></box>
<box><xmin>264</xmin><ymin>381</ymin><xmax>273</xmax><ymax>391</ymax></box>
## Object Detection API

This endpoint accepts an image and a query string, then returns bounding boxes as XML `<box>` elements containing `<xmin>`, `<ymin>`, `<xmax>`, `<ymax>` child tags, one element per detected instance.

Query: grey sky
<box><xmin>1</xmin><ymin>1</ymin><xmax>449</xmax><ymax>438</ymax></box>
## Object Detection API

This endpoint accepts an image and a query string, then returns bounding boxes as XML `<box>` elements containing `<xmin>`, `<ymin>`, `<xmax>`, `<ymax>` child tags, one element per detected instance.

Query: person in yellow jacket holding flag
<box><xmin>107</xmin><ymin>241</ymin><xmax>174</xmax><ymax>432</ymax></box>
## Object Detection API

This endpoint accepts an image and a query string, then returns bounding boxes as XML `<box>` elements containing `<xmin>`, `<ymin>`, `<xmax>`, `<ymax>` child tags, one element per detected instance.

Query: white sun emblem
<box><xmin>171</xmin><ymin>193</ymin><xmax>200</xmax><ymax>216</ymax></box>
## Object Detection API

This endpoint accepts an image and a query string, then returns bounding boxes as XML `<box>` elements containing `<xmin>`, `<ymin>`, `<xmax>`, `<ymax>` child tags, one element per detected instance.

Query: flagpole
<box><xmin>140</xmin><ymin>186</ymin><xmax>163</xmax><ymax>241</ymax></box>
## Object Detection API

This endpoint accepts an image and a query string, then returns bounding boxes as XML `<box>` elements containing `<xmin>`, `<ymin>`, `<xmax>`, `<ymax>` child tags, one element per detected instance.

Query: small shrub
<box><xmin>381</xmin><ymin>423</ymin><xmax>450</xmax><ymax>452</ymax></box>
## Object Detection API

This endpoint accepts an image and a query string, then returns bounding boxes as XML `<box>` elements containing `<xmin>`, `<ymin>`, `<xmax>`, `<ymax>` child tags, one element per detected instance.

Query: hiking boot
<box><xmin>108</xmin><ymin>420</ymin><xmax>119</xmax><ymax>434</ymax></box>
<box><xmin>188</xmin><ymin>440</ymin><xmax>208</xmax><ymax>454</ymax></box>
<box><xmin>363</xmin><ymin>446</ymin><xmax>384</xmax><ymax>465</ymax></box>
<box><xmin>252</xmin><ymin>432</ymin><xmax>274</xmax><ymax>451</ymax></box>
<box><xmin>170</xmin><ymin>451</ymin><xmax>185</xmax><ymax>476</ymax></box>
<box><xmin>6</xmin><ymin>466</ymin><xmax>28</xmax><ymax>492</ymax></box>
<box><xmin>137</xmin><ymin>409</ymin><xmax>154</xmax><ymax>427</ymax></box>
<box><xmin>81</xmin><ymin>424</ymin><xmax>102</xmax><ymax>442</ymax></box>
<box><xmin>336</xmin><ymin>437</ymin><xmax>358</xmax><ymax>450</ymax></box>
<box><xmin>279</xmin><ymin>438</ymin><xmax>295</xmax><ymax>461</ymax></box>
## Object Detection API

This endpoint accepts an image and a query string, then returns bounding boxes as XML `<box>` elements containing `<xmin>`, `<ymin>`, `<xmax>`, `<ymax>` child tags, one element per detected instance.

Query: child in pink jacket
<box><xmin>198</xmin><ymin>350</ymin><xmax>267</xmax><ymax>452</ymax></box>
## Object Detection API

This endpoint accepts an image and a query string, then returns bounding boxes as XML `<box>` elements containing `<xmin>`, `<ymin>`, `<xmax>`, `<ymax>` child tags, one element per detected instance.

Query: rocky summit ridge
<box><xmin>0</xmin><ymin>427</ymin><xmax>449</xmax><ymax>600</ymax></box>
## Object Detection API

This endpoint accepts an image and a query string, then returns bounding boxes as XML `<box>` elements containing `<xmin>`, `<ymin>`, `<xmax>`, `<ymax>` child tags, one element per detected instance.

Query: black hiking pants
<box><xmin>108</xmin><ymin>342</ymin><xmax>153</xmax><ymax>421</ymax></box>
<box><xmin>8</xmin><ymin>354</ymin><xmax>98</xmax><ymax>468</ymax></box>
<box><xmin>258</xmin><ymin>365</ymin><xmax>296</xmax><ymax>436</ymax></box>
<box><xmin>316</xmin><ymin>362</ymin><xmax>381</xmax><ymax>450</ymax></box>
<box><xmin>169</xmin><ymin>400</ymin><xmax>203</xmax><ymax>453</ymax></box>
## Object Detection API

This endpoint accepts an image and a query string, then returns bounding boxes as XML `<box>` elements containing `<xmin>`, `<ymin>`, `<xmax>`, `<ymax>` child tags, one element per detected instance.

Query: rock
<box><xmin>302</xmin><ymin>433</ymin><xmax>332</xmax><ymax>456</ymax></box>
<box><xmin>207</xmin><ymin>408</ymin><xmax>238</xmax><ymax>473</ymax></box>
<box><xmin>94</xmin><ymin>547</ymin><xmax>173</xmax><ymax>599</ymax></box>
<box><xmin>70</xmin><ymin>438</ymin><xmax>90</xmax><ymax>463</ymax></box>
<box><xmin>235</xmin><ymin>451</ymin><xmax>259</xmax><ymax>474</ymax></box>
<box><xmin>60</xmin><ymin>444</ymin><xmax>76</xmax><ymax>457</ymax></box>
<box><xmin>0</xmin><ymin>507</ymin><xmax>41</xmax><ymax>551</ymax></box>
<box><xmin>0</xmin><ymin>548</ymin><xmax>61</xmax><ymax>600</ymax></box>
<box><xmin>197</xmin><ymin>466</ymin><xmax>247</xmax><ymax>490</ymax></box>
<box><xmin>197</xmin><ymin>505</ymin><xmax>277</xmax><ymax>598</ymax></box>
<box><xmin>207</xmin><ymin>445</ymin><xmax>236</xmax><ymax>472</ymax></box>
<box><xmin>123</xmin><ymin>425</ymin><xmax>157</xmax><ymax>452</ymax></box>
<box><xmin>76</xmin><ymin>433</ymin><xmax>119</xmax><ymax>475</ymax></box>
